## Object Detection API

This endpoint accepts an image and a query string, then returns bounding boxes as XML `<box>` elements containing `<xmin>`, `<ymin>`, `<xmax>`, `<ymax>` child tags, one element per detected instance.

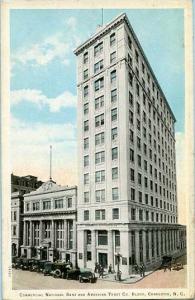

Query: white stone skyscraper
<box><xmin>74</xmin><ymin>13</ymin><xmax>186</xmax><ymax>275</ymax></box>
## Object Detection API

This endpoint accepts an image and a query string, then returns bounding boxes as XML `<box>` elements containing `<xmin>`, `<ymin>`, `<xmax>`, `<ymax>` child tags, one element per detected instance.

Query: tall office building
<box><xmin>74</xmin><ymin>13</ymin><xmax>186</xmax><ymax>275</ymax></box>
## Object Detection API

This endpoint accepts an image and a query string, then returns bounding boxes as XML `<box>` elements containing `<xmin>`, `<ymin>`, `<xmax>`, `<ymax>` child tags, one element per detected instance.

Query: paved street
<box><xmin>12</xmin><ymin>265</ymin><xmax>186</xmax><ymax>289</ymax></box>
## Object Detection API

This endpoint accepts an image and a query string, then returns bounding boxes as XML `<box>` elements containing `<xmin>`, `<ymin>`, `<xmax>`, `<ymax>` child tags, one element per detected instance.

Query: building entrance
<box><xmin>98</xmin><ymin>253</ymin><xmax>108</xmax><ymax>268</ymax></box>
<box><xmin>40</xmin><ymin>247</ymin><xmax>47</xmax><ymax>260</ymax></box>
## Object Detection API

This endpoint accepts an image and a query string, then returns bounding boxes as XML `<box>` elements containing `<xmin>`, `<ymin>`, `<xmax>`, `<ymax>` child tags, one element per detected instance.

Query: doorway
<box><xmin>40</xmin><ymin>247</ymin><xmax>47</xmax><ymax>260</ymax></box>
<box><xmin>98</xmin><ymin>253</ymin><xmax>108</xmax><ymax>268</ymax></box>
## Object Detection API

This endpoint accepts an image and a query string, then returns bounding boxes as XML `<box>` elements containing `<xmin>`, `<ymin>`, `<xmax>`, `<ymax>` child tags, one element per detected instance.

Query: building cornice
<box><xmin>22</xmin><ymin>210</ymin><xmax>77</xmax><ymax>217</ymax></box>
<box><xmin>74</xmin><ymin>12</ymin><xmax>176</xmax><ymax>123</ymax></box>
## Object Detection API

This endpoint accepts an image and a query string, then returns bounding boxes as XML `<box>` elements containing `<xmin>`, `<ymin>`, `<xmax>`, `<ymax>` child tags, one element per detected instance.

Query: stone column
<box><xmin>39</xmin><ymin>220</ymin><xmax>43</xmax><ymax>245</ymax></box>
<box><xmin>135</xmin><ymin>230</ymin><xmax>140</xmax><ymax>265</ymax></box>
<box><xmin>148</xmin><ymin>230</ymin><xmax>152</xmax><ymax>261</ymax></box>
<box><xmin>153</xmin><ymin>230</ymin><xmax>157</xmax><ymax>260</ymax></box>
<box><xmin>64</xmin><ymin>220</ymin><xmax>67</xmax><ymax>250</ymax></box>
<box><xmin>23</xmin><ymin>221</ymin><xmax>26</xmax><ymax>246</ymax></box>
<box><xmin>158</xmin><ymin>230</ymin><xmax>161</xmax><ymax>257</ymax></box>
<box><xmin>51</xmin><ymin>220</ymin><xmax>54</xmax><ymax>247</ymax></box>
<box><xmin>142</xmin><ymin>230</ymin><xmax>146</xmax><ymax>262</ymax></box>
<box><xmin>91</xmin><ymin>230</ymin><xmax>97</xmax><ymax>265</ymax></box>
<box><xmin>108</xmin><ymin>230</ymin><xmax>113</xmax><ymax>268</ymax></box>
<box><xmin>73</xmin><ymin>219</ymin><xmax>77</xmax><ymax>251</ymax></box>
<box><xmin>30</xmin><ymin>221</ymin><xmax>33</xmax><ymax>247</ymax></box>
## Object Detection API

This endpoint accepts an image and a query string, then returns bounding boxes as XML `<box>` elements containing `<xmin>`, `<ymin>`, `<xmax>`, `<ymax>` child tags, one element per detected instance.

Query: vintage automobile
<box><xmin>14</xmin><ymin>257</ymin><xmax>25</xmax><ymax>269</ymax></box>
<box><xmin>78</xmin><ymin>269</ymin><xmax>96</xmax><ymax>283</ymax></box>
<box><xmin>31</xmin><ymin>260</ymin><xmax>50</xmax><ymax>273</ymax></box>
<box><xmin>43</xmin><ymin>261</ymin><xmax>71</xmax><ymax>278</ymax></box>
<box><xmin>159</xmin><ymin>255</ymin><xmax>173</xmax><ymax>269</ymax></box>
<box><xmin>66</xmin><ymin>268</ymin><xmax>80</xmax><ymax>280</ymax></box>
<box><xmin>12</xmin><ymin>256</ymin><xmax>18</xmax><ymax>268</ymax></box>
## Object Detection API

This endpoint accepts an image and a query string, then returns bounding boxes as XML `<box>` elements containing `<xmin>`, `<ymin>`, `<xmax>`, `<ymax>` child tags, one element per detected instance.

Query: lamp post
<box><xmin>116</xmin><ymin>252</ymin><xmax>122</xmax><ymax>281</ymax></box>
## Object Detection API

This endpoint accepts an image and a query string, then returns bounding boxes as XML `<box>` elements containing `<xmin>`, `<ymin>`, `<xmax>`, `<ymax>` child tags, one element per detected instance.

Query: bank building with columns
<box><xmin>21</xmin><ymin>180</ymin><xmax>77</xmax><ymax>266</ymax></box>
<box><xmin>74</xmin><ymin>13</ymin><xmax>186</xmax><ymax>275</ymax></box>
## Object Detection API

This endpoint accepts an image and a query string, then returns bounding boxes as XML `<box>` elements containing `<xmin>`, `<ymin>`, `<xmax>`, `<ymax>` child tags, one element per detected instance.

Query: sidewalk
<box><xmin>96</xmin><ymin>270</ymin><xmax>154</xmax><ymax>284</ymax></box>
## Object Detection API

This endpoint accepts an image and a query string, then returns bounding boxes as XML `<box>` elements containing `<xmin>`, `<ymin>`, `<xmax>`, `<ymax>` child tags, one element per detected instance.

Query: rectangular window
<box><xmin>128</xmin><ymin>36</ymin><xmax>132</xmax><ymax>49</ymax></box>
<box><xmin>110</xmin><ymin>70</ymin><xmax>116</xmax><ymax>83</ymax></box>
<box><xmin>84</xmin><ymin>120</ymin><xmax>89</xmax><ymax>132</ymax></box>
<box><xmin>131</xmin><ymin>208</ymin><xmax>136</xmax><ymax>220</ymax></box>
<box><xmin>139</xmin><ymin>209</ymin><xmax>143</xmax><ymax>221</ymax></box>
<box><xmin>94</xmin><ymin>60</ymin><xmax>103</xmax><ymax>73</ymax></box>
<box><xmin>83</xmin><ymin>69</ymin><xmax>88</xmax><ymax>80</ymax></box>
<box><xmin>95</xmin><ymin>210</ymin><xmax>105</xmax><ymax>221</ymax></box>
<box><xmin>129</xmin><ymin>72</ymin><xmax>133</xmax><ymax>86</ymax></box>
<box><xmin>115</xmin><ymin>230</ymin><xmax>120</xmax><ymax>247</ymax></box>
<box><xmin>84</xmin><ymin>210</ymin><xmax>89</xmax><ymax>221</ymax></box>
<box><xmin>83</xmin><ymin>85</ymin><xmax>88</xmax><ymax>97</ymax></box>
<box><xmin>131</xmin><ymin>188</ymin><xmax>135</xmax><ymax>201</ymax></box>
<box><xmin>112</xmin><ymin>187</ymin><xmax>119</xmax><ymax>200</ymax></box>
<box><xmin>54</xmin><ymin>199</ymin><xmax>63</xmax><ymax>209</ymax></box>
<box><xmin>94</xmin><ymin>42</ymin><xmax>103</xmax><ymax>56</ymax></box>
<box><xmin>95</xmin><ymin>132</ymin><xmax>104</xmax><ymax>145</ymax></box>
<box><xmin>33</xmin><ymin>202</ymin><xmax>40</xmax><ymax>211</ymax></box>
<box><xmin>95</xmin><ymin>95</ymin><xmax>104</xmax><ymax>109</ymax></box>
<box><xmin>84</xmin><ymin>173</ymin><xmax>89</xmax><ymax>184</ymax></box>
<box><xmin>84</xmin><ymin>137</ymin><xmax>89</xmax><ymax>150</ymax></box>
<box><xmin>110</xmin><ymin>33</ymin><xmax>116</xmax><ymax>46</ymax></box>
<box><xmin>95</xmin><ymin>189</ymin><xmax>105</xmax><ymax>202</ymax></box>
<box><xmin>87</xmin><ymin>251</ymin><xmax>92</xmax><ymax>261</ymax></box>
<box><xmin>84</xmin><ymin>155</ymin><xmax>89</xmax><ymax>167</ymax></box>
<box><xmin>95</xmin><ymin>113</ymin><xmax>104</xmax><ymax>127</ymax></box>
<box><xmin>129</xmin><ymin>91</ymin><xmax>133</xmax><ymax>106</ymax></box>
<box><xmin>112</xmin><ymin>167</ymin><xmax>118</xmax><ymax>180</ymax></box>
<box><xmin>111</xmin><ymin>89</ymin><xmax>117</xmax><ymax>102</ymax></box>
<box><xmin>98</xmin><ymin>230</ymin><xmax>107</xmax><ymax>245</ymax></box>
<box><xmin>112</xmin><ymin>147</ymin><xmax>118</xmax><ymax>160</ymax></box>
<box><xmin>130</xmin><ymin>168</ymin><xmax>135</xmax><ymax>182</ymax></box>
<box><xmin>95</xmin><ymin>151</ymin><xmax>105</xmax><ymax>164</ymax></box>
<box><xmin>111</xmin><ymin>108</ymin><xmax>117</xmax><ymax>121</ymax></box>
<box><xmin>84</xmin><ymin>191</ymin><xmax>89</xmax><ymax>203</ymax></box>
<box><xmin>111</xmin><ymin>127</ymin><xmax>117</xmax><ymax>140</ymax></box>
<box><xmin>83</xmin><ymin>103</ymin><xmax>89</xmax><ymax>114</ymax></box>
<box><xmin>83</xmin><ymin>52</ymin><xmax>88</xmax><ymax>63</ymax></box>
<box><xmin>95</xmin><ymin>170</ymin><xmax>105</xmax><ymax>183</ymax></box>
<box><xmin>86</xmin><ymin>230</ymin><xmax>91</xmax><ymax>244</ymax></box>
<box><xmin>130</xmin><ymin>149</ymin><xmax>134</xmax><ymax>162</ymax></box>
<box><xmin>138</xmin><ymin>173</ymin><xmax>142</xmax><ymax>185</ymax></box>
<box><xmin>94</xmin><ymin>77</ymin><xmax>104</xmax><ymax>91</ymax></box>
<box><xmin>129</xmin><ymin>110</ymin><xmax>134</xmax><ymax>124</ymax></box>
<box><xmin>43</xmin><ymin>200</ymin><xmax>51</xmax><ymax>210</ymax></box>
<box><xmin>67</xmin><ymin>198</ymin><xmax>72</xmax><ymax>208</ymax></box>
<box><xmin>135</xmin><ymin>50</ymin><xmax>139</xmax><ymax>62</ymax></box>
<box><xmin>112</xmin><ymin>208</ymin><xmax>119</xmax><ymax>219</ymax></box>
<box><xmin>110</xmin><ymin>51</ymin><xmax>116</xmax><ymax>63</ymax></box>
<box><xmin>26</xmin><ymin>203</ymin><xmax>30</xmax><ymax>211</ymax></box>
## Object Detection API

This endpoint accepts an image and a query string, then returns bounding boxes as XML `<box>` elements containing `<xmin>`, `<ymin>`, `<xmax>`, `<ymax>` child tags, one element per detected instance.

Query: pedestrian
<box><xmin>139</xmin><ymin>265</ymin><xmax>143</xmax><ymax>277</ymax></box>
<box><xmin>94</xmin><ymin>262</ymin><xmax>98</xmax><ymax>273</ymax></box>
<box><xmin>108</xmin><ymin>264</ymin><xmax>112</xmax><ymax>274</ymax></box>
<box><xmin>141</xmin><ymin>263</ymin><xmax>146</xmax><ymax>277</ymax></box>
<box><xmin>99</xmin><ymin>265</ymin><xmax>104</xmax><ymax>278</ymax></box>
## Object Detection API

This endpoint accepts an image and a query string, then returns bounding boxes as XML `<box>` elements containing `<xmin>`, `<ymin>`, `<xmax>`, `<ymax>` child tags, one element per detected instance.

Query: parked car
<box><xmin>79</xmin><ymin>269</ymin><xmax>96</xmax><ymax>283</ymax></box>
<box><xmin>43</xmin><ymin>261</ymin><xmax>71</xmax><ymax>278</ymax></box>
<box><xmin>32</xmin><ymin>260</ymin><xmax>50</xmax><ymax>273</ymax></box>
<box><xmin>160</xmin><ymin>255</ymin><xmax>172</xmax><ymax>269</ymax></box>
<box><xmin>12</xmin><ymin>256</ymin><xmax>18</xmax><ymax>268</ymax></box>
<box><xmin>66</xmin><ymin>268</ymin><xmax>80</xmax><ymax>280</ymax></box>
<box><xmin>14</xmin><ymin>257</ymin><xmax>24</xmax><ymax>269</ymax></box>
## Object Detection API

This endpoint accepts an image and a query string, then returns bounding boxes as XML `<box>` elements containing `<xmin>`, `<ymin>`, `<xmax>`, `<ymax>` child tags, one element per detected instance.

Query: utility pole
<box><xmin>49</xmin><ymin>145</ymin><xmax>52</xmax><ymax>181</ymax></box>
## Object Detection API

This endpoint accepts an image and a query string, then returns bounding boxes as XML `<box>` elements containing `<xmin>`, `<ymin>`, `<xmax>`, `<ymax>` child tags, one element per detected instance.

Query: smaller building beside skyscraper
<box><xmin>20</xmin><ymin>180</ymin><xmax>77</xmax><ymax>266</ymax></box>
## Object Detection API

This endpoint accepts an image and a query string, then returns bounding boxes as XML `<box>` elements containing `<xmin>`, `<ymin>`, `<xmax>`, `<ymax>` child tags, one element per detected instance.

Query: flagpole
<box><xmin>50</xmin><ymin>145</ymin><xmax>52</xmax><ymax>181</ymax></box>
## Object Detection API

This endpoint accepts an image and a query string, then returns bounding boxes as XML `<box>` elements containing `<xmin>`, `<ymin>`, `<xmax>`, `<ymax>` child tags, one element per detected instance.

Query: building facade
<box><xmin>21</xmin><ymin>180</ymin><xmax>77</xmax><ymax>266</ymax></box>
<box><xmin>11</xmin><ymin>191</ymin><xmax>24</xmax><ymax>257</ymax></box>
<box><xmin>74</xmin><ymin>13</ymin><xmax>186</xmax><ymax>274</ymax></box>
<box><xmin>11</xmin><ymin>173</ymin><xmax>43</xmax><ymax>194</ymax></box>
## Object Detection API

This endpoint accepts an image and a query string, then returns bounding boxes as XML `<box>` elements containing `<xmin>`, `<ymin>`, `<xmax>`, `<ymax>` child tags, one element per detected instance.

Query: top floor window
<box><xmin>94</xmin><ymin>77</ymin><xmax>104</xmax><ymax>91</ymax></box>
<box><xmin>43</xmin><ymin>200</ymin><xmax>51</xmax><ymax>210</ymax></box>
<box><xmin>55</xmin><ymin>199</ymin><xmax>63</xmax><ymax>209</ymax></box>
<box><xmin>67</xmin><ymin>198</ymin><xmax>72</xmax><ymax>208</ymax></box>
<box><xmin>110</xmin><ymin>33</ymin><xmax>116</xmax><ymax>46</ymax></box>
<box><xmin>83</xmin><ymin>52</ymin><xmax>88</xmax><ymax>64</ymax></box>
<box><xmin>128</xmin><ymin>36</ymin><xmax>132</xmax><ymax>49</ymax></box>
<box><xmin>33</xmin><ymin>202</ymin><xmax>40</xmax><ymax>211</ymax></box>
<box><xmin>94</xmin><ymin>42</ymin><xmax>103</xmax><ymax>56</ymax></box>
<box><xmin>135</xmin><ymin>50</ymin><xmax>139</xmax><ymax>63</ymax></box>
